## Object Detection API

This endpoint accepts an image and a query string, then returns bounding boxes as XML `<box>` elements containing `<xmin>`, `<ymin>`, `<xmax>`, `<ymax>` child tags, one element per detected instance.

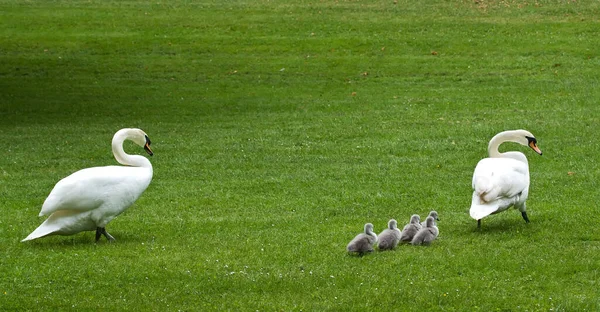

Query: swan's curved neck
<box><xmin>112</xmin><ymin>131</ymin><xmax>152</xmax><ymax>168</ymax></box>
<box><xmin>487</xmin><ymin>132</ymin><xmax>513</xmax><ymax>158</ymax></box>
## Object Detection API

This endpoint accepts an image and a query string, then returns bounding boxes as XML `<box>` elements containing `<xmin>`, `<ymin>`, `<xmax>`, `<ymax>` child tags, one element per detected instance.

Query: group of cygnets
<box><xmin>346</xmin><ymin>211</ymin><xmax>439</xmax><ymax>255</ymax></box>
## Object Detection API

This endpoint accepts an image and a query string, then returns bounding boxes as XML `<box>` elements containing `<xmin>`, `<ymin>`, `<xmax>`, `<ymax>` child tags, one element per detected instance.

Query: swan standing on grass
<box><xmin>411</xmin><ymin>216</ymin><xmax>439</xmax><ymax>245</ymax></box>
<box><xmin>377</xmin><ymin>219</ymin><xmax>401</xmax><ymax>251</ymax></box>
<box><xmin>22</xmin><ymin>128</ymin><xmax>154</xmax><ymax>242</ymax></box>
<box><xmin>470</xmin><ymin>129</ymin><xmax>542</xmax><ymax>228</ymax></box>
<box><xmin>347</xmin><ymin>223</ymin><xmax>377</xmax><ymax>254</ymax></box>
<box><xmin>400</xmin><ymin>214</ymin><xmax>421</xmax><ymax>243</ymax></box>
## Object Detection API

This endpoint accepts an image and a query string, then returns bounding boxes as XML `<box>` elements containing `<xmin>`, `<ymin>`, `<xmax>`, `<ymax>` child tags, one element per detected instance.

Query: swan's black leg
<box><xmin>95</xmin><ymin>227</ymin><xmax>102</xmax><ymax>242</ymax></box>
<box><xmin>96</xmin><ymin>227</ymin><xmax>116</xmax><ymax>242</ymax></box>
<box><xmin>103</xmin><ymin>230</ymin><xmax>115</xmax><ymax>242</ymax></box>
<box><xmin>477</xmin><ymin>219</ymin><xmax>481</xmax><ymax>229</ymax></box>
<box><xmin>521</xmin><ymin>211</ymin><xmax>530</xmax><ymax>223</ymax></box>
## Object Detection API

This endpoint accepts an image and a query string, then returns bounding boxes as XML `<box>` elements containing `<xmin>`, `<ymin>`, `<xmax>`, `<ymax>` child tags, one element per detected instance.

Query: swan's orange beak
<box><xmin>144</xmin><ymin>143</ymin><xmax>153</xmax><ymax>156</ymax></box>
<box><xmin>144</xmin><ymin>135</ymin><xmax>153</xmax><ymax>156</ymax></box>
<box><xmin>529</xmin><ymin>141</ymin><xmax>542</xmax><ymax>155</ymax></box>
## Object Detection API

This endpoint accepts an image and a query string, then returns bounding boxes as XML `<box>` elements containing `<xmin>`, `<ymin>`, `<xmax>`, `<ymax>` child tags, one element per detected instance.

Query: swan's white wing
<box><xmin>21</xmin><ymin>210</ymin><xmax>96</xmax><ymax>242</ymax></box>
<box><xmin>469</xmin><ymin>192</ymin><xmax>518</xmax><ymax>220</ymax></box>
<box><xmin>21</xmin><ymin>218</ymin><xmax>62</xmax><ymax>242</ymax></box>
<box><xmin>472</xmin><ymin>158</ymin><xmax>529</xmax><ymax>201</ymax></box>
<box><xmin>40</xmin><ymin>165</ymin><xmax>152</xmax><ymax>216</ymax></box>
<box><xmin>470</xmin><ymin>157</ymin><xmax>529</xmax><ymax>220</ymax></box>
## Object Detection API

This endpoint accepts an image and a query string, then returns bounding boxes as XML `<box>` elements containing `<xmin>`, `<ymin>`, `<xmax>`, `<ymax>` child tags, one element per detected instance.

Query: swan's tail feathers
<box><xmin>21</xmin><ymin>220</ymin><xmax>61</xmax><ymax>242</ymax></box>
<box><xmin>469</xmin><ymin>192</ymin><xmax>501</xmax><ymax>220</ymax></box>
<box><xmin>473</xmin><ymin>176</ymin><xmax>499</xmax><ymax>204</ymax></box>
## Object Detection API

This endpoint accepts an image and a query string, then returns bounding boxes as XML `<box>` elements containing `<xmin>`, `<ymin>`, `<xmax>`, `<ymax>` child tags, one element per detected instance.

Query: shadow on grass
<box><xmin>19</xmin><ymin>230</ymin><xmax>149</xmax><ymax>247</ymax></box>
<box><xmin>469</xmin><ymin>218</ymin><xmax>532</xmax><ymax>234</ymax></box>
<box><xmin>20</xmin><ymin>236</ymin><xmax>93</xmax><ymax>247</ymax></box>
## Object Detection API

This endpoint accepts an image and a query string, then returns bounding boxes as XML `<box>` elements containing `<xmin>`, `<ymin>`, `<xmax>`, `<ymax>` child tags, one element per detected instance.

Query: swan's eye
<box><xmin>526</xmin><ymin>136</ymin><xmax>537</xmax><ymax>144</ymax></box>
<box><xmin>145</xmin><ymin>135</ymin><xmax>151</xmax><ymax>145</ymax></box>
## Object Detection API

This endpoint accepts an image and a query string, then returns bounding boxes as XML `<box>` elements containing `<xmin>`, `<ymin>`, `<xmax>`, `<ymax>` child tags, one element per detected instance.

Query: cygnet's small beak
<box><xmin>529</xmin><ymin>141</ymin><xmax>542</xmax><ymax>155</ymax></box>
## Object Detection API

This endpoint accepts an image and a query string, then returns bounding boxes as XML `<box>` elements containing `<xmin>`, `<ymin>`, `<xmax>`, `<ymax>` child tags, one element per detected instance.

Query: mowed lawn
<box><xmin>1</xmin><ymin>0</ymin><xmax>600</xmax><ymax>310</ymax></box>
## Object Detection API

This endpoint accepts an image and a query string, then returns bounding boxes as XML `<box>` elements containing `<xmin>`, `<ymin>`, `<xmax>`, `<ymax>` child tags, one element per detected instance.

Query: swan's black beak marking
<box><xmin>144</xmin><ymin>135</ymin><xmax>153</xmax><ymax>156</ymax></box>
<box><xmin>526</xmin><ymin>136</ymin><xmax>542</xmax><ymax>155</ymax></box>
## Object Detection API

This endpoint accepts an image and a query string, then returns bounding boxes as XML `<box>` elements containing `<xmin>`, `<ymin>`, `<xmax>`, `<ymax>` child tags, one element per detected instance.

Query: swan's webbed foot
<box><xmin>477</xmin><ymin>219</ymin><xmax>481</xmax><ymax>229</ymax></box>
<box><xmin>104</xmin><ymin>230</ymin><xmax>116</xmax><ymax>242</ymax></box>
<box><xmin>521</xmin><ymin>211</ymin><xmax>530</xmax><ymax>223</ymax></box>
<box><xmin>95</xmin><ymin>227</ymin><xmax>116</xmax><ymax>243</ymax></box>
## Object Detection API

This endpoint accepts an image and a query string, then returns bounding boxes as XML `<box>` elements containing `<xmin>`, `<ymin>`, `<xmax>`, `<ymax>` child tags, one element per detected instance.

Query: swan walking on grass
<box><xmin>22</xmin><ymin>128</ymin><xmax>154</xmax><ymax>242</ymax></box>
<box><xmin>347</xmin><ymin>223</ymin><xmax>377</xmax><ymax>255</ymax></box>
<box><xmin>470</xmin><ymin>129</ymin><xmax>542</xmax><ymax>228</ymax></box>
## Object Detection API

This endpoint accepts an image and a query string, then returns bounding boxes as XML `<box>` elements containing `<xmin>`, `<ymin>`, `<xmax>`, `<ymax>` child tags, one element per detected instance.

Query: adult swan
<box><xmin>470</xmin><ymin>129</ymin><xmax>542</xmax><ymax>228</ymax></box>
<box><xmin>22</xmin><ymin>128</ymin><xmax>154</xmax><ymax>242</ymax></box>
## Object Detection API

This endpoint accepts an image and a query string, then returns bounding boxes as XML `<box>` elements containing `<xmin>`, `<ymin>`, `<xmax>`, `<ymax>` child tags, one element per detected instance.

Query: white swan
<box><xmin>22</xmin><ymin>128</ymin><xmax>154</xmax><ymax>242</ymax></box>
<box><xmin>470</xmin><ymin>129</ymin><xmax>542</xmax><ymax>228</ymax></box>
<box><xmin>377</xmin><ymin>219</ymin><xmax>401</xmax><ymax>251</ymax></box>
<box><xmin>346</xmin><ymin>223</ymin><xmax>377</xmax><ymax>254</ymax></box>
<box><xmin>411</xmin><ymin>216</ymin><xmax>439</xmax><ymax>245</ymax></box>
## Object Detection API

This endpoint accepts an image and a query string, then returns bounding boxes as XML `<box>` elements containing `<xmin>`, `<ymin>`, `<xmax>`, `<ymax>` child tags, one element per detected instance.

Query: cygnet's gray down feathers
<box><xmin>421</xmin><ymin>210</ymin><xmax>439</xmax><ymax>227</ymax></box>
<box><xmin>347</xmin><ymin>223</ymin><xmax>377</xmax><ymax>254</ymax></box>
<box><xmin>377</xmin><ymin>219</ymin><xmax>402</xmax><ymax>250</ymax></box>
<box><xmin>400</xmin><ymin>214</ymin><xmax>422</xmax><ymax>242</ymax></box>
<box><xmin>411</xmin><ymin>216</ymin><xmax>439</xmax><ymax>245</ymax></box>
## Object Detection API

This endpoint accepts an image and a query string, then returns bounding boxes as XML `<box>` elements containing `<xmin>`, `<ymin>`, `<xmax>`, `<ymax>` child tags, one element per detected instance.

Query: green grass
<box><xmin>1</xmin><ymin>0</ymin><xmax>600</xmax><ymax>310</ymax></box>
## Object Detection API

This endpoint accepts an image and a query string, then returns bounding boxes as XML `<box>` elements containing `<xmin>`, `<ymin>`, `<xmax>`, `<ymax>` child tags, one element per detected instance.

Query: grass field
<box><xmin>1</xmin><ymin>0</ymin><xmax>600</xmax><ymax>310</ymax></box>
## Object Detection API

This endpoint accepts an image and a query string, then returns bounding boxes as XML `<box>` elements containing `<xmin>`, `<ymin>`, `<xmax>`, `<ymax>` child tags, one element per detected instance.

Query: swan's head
<box><xmin>143</xmin><ymin>135</ymin><xmax>153</xmax><ymax>156</ymax></box>
<box><xmin>388</xmin><ymin>219</ymin><xmax>398</xmax><ymax>230</ymax></box>
<box><xmin>428</xmin><ymin>210</ymin><xmax>439</xmax><ymax>221</ymax></box>
<box><xmin>364</xmin><ymin>223</ymin><xmax>374</xmax><ymax>234</ymax></box>
<box><xmin>513</xmin><ymin>130</ymin><xmax>542</xmax><ymax>155</ymax></box>
<box><xmin>128</xmin><ymin>129</ymin><xmax>153</xmax><ymax>156</ymax></box>
<box><xmin>410</xmin><ymin>214</ymin><xmax>420</xmax><ymax>224</ymax></box>
<box><xmin>525</xmin><ymin>136</ymin><xmax>542</xmax><ymax>156</ymax></box>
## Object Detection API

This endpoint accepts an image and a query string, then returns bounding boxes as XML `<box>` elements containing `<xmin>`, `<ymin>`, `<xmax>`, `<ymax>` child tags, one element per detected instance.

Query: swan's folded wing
<box><xmin>23</xmin><ymin>210</ymin><xmax>96</xmax><ymax>241</ymax></box>
<box><xmin>472</xmin><ymin>158</ymin><xmax>529</xmax><ymax>202</ymax></box>
<box><xmin>21</xmin><ymin>219</ymin><xmax>62</xmax><ymax>242</ymax></box>
<box><xmin>470</xmin><ymin>158</ymin><xmax>529</xmax><ymax>220</ymax></box>
<box><xmin>470</xmin><ymin>188</ymin><xmax>521</xmax><ymax>220</ymax></box>
<box><xmin>470</xmin><ymin>191</ymin><xmax>501</xmax><ymax>220</ymax></box>
<box><xmin>40</xmin><ymin>166</ymin><xmax>148</xmax><ymax>216</ymax></box>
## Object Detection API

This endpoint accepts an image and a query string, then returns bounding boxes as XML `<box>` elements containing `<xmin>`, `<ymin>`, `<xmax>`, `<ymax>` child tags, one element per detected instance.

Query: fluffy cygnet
<box><xmin>411</xmin><ymin>216</ymin><xmax>439</xmax><ymax>245</ymax></box>
<box><xmin>400</xmin><ymin>214</ymin><xmax>422</xmax><ymax>243</ymax></box>
<box><xmin>377</xmin><ymin>219</ymin><xmax>402</xmax><ymax>251</ymax></box>
<box><xmin>347</xmin><ymin>223</ymin><xmax>377</xmax><ymax>254</ymax></box>
<box><xmin>421</xmin><ymin>210</ymin><xmax>439</xmax><ymax>227</ymax></box>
